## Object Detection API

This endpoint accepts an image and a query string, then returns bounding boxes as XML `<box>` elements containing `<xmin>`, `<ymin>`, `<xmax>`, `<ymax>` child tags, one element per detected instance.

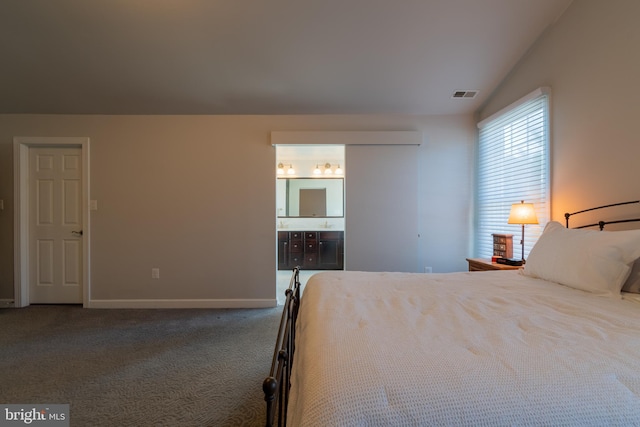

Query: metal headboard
<box><xmin>565</xmin><ymin>200</ymin><xmax>640</xmax><ymax>230</ymax></box>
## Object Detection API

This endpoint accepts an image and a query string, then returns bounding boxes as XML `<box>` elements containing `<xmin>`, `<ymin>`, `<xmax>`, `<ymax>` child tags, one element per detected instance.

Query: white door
<box><xmin>345</xmin><ymin>144</ymin><xmax>419</xmax><ymax>272</ymax></box>
<box><xmin>29</xmin><ymin>147</ymin><xmax>83</xmax><ymax>303</ymax></box>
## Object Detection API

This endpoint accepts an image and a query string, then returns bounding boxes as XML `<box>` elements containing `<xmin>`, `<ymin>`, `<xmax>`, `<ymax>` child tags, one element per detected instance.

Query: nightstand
<box><xmin>466</xmin><ymin>258</ymin><xmax>522</xmax><ymax>272</ymax></box>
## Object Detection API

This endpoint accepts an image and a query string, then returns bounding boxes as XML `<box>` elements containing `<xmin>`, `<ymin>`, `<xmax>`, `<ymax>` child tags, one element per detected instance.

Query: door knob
<box><xmin>71</xmin><ymin>230</ymin><xmax>83</xmax><ymax>236</ymax></box>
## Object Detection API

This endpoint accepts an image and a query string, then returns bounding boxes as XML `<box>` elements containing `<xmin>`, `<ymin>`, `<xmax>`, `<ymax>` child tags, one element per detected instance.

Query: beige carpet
<box><xmin>0</xmin><ymin>305</ymin><xmax>281</xmax><ymax>426</ymax></box>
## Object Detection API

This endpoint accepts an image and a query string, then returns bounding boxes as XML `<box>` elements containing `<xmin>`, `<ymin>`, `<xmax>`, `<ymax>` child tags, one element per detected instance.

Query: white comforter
<box><xmin>288</xmin><ymin>270</ymin><xmax>640</xmax><ymax>426</ymax></box>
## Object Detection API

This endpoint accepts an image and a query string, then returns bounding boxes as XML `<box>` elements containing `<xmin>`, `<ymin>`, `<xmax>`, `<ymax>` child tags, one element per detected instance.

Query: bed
<box><xmin>264</xmin><ymin>202</ymin><xmax>640</xmax><ymax>426</ymax></box>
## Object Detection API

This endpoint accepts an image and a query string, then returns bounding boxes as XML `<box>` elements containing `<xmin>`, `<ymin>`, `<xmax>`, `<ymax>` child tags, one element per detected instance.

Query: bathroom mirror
<box><xmin>276</xmin><ymin>178</ymin><xmax>344</xmax><ymax>218</ymax></box>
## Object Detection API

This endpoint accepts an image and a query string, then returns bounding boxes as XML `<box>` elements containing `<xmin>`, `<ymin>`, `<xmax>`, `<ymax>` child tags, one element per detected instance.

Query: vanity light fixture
<box><xmin>287</xmin><ymin>164</ymin><xmax>296</xmax><ymax>175</ymax></box>
<box><xmin>334</xmin><ymin>164</ymin><xmax>343</xmax><ymax>175</ymax></box>
<box><xmin>324</xmin><ymin>163</ymin><xmax>333</xmax><ymax>175</ymax></box>
<box><xmin>313</xmin><ymin>164</ymin><xmax>322</xmax><ymax>175</ymax></box>
<box><xmin>277</xmin><ymin>163</ymin><xmax>285</xmax><ymax>175</ymax></box>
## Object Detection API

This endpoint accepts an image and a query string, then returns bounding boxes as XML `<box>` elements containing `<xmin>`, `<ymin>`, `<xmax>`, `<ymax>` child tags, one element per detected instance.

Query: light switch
<box><xmin>90</xmin><ymin>200</ymin><xmax>98</xmax><ymax>211</ymax></box>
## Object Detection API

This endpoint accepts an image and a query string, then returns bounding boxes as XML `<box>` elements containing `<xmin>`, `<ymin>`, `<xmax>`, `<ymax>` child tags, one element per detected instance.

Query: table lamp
<box><xmin>508</xmin><ymin>200</ymin><xmax>538</xmax><ymax>261</ymax></box>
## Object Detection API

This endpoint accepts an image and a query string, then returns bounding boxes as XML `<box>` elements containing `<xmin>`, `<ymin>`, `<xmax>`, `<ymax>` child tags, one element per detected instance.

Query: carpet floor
<box><xmin>0</xmin><ymin>305</ymin><xmax>281</xmax><ymax>426</ymax></box>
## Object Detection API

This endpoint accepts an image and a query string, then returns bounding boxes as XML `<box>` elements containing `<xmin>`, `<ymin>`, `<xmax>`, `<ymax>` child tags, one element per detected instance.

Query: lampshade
<box><xmin>508</xmin><ymin>201</ymin><xmax>539</xmax><ymax>225</ymax></box>
<box><xmin>287</xmin><ymin>165</ymin><xmax>295</xmax><ymax>175</ymax></box>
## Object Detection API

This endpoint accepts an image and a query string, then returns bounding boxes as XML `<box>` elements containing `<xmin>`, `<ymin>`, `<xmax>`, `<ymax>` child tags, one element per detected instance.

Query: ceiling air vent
<box><xmin>452</xmin><ymin>90</ymin><xmax>478</xmax><ymax>99</ymax></box>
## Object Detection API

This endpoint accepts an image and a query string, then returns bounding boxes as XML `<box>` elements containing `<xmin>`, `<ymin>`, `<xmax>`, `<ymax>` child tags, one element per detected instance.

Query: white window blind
<box><xmin>475</xmin><ymin>88</ymin><xmax>550</xmax><ymax>259</ymax></box>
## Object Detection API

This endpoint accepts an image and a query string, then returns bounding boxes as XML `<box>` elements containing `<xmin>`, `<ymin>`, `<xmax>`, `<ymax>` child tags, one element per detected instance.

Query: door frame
<box><xmin>13</xmin><ymin>137</ymin><xmax>91</xmax><ymax>308</ymax></box>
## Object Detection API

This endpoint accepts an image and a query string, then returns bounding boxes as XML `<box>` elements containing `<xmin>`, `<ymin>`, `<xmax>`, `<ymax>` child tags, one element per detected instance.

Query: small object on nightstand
<box><xmin>492</xmin><ymin>233</ymin><xmax>513</xmax><ymax>259</ymax></box>
<box><xmin>496</xmin><ymin>257</ymin><xmax>523</xmax><ymax>266</ymax></box>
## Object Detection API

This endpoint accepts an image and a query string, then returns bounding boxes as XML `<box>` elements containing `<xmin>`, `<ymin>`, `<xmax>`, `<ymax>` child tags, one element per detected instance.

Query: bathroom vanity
<box><xmin>278</xmin><ymin>230</ymin><xmax>344</xmax><ymax>270</ymax></box>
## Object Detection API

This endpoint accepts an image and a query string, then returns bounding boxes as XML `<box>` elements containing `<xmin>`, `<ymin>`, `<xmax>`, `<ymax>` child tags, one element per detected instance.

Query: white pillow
<box><xmin>522</xmin><ymin>221</ymin><xmax>640</xmax><ymax>295</ymax></box>
<box><xmin>622</xmin><ymin>259</ymin><xmax>640</xmax><ymax>293</ymax></box>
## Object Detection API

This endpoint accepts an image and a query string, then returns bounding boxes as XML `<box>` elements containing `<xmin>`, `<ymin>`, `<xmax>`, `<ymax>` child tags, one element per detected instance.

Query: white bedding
<box><xmin>288</xmin><ymin>270</ymin><xmax>640</xmax><ymax>426</ymax></box>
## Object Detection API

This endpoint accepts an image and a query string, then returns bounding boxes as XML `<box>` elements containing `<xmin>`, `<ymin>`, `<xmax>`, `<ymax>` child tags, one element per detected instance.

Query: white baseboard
<box><xmin>88</xmin><ymin>298</ymin><xmax>277</xmax><ymax>309</ymax></box>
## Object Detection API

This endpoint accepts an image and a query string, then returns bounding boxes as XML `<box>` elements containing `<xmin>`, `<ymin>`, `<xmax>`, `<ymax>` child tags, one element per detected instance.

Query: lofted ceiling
<box><xmin>0</xmin><ymin>0</ymin><xmax>572</xmax><ymax>115</ymax></box>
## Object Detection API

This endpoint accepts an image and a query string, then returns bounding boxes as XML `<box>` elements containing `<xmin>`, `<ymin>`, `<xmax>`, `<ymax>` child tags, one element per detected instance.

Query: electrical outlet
<box><xmin>424</xmin><ymin>266</ymin><xmax>432</xmax><ymax>274</ymax></box>
<box><xmin>151</xmin><ymin>268</ymin><xmax>160</xmax><ymax>279</ymax></box>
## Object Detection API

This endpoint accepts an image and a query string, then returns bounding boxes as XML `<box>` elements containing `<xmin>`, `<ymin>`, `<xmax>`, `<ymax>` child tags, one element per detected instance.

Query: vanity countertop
<box><xmin>277</xmin><ymin>228</ymin><xmax>344</xmax><ymax>232</ymax></box>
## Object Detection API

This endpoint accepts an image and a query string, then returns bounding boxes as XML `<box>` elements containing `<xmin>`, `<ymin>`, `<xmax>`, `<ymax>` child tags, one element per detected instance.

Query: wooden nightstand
<box><xmin>466</xmin><ymin>258</ymin><xmax>522</xmax><ymax>272</ymax></box>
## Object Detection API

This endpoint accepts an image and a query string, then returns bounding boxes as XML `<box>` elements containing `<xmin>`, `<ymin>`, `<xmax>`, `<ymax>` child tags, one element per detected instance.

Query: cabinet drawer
<box><xmin>303</xmin><ymin>253</ymin><xmax>317</xmax><ymax>267</ymax></box>
<box><xmin>290</xmin><ymin>231</ymin><xmax>303</xmax><ymax>241</ymax></box>
<box><xmin>290</xmin><ymin>253</ymin><xmax>303</xmax><ymax>265</ymax></box>
<box><xmin>304</xmin><ymin>231</ymin><xmax>317</xmax><ymax>240</ymax></box>
<box><xmin>319</xmin><ymin>231</ymin><xmax>343</xmax><ymax>240</ymax></box>
<box><xmin>305</xmin><ymin>241</ymin><xmax>318</xmax><ymax>252</ymax></box>
<box><xmin>289</xmin><ymin>241</ymin><xmax>303</xmax><ymax>252</ymax></box>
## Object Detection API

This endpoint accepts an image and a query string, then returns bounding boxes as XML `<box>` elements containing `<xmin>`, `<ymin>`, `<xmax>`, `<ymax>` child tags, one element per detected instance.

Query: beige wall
<box><xmin>477</xmin><ymin>0</ymin><xmax>640</xmax><ymax>223</ymax></box>
<box><xmin>0</xmin><ymin>114</ymin><xmax>475</xmax><ymax>304</ymax></box>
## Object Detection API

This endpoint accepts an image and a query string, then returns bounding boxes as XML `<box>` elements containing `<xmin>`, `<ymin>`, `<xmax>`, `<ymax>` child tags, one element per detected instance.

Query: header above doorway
<box><xmin>271</xmin><ymin>131</ymin><xmax>422</xmax><ymax>146</ymax></box>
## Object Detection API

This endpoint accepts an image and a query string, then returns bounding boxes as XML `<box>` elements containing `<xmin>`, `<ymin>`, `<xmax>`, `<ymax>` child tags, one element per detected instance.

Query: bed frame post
<box><xmin>264</xmin><ymin>267</ymin><xmax>301</xmax><ymax>427</ymax></box>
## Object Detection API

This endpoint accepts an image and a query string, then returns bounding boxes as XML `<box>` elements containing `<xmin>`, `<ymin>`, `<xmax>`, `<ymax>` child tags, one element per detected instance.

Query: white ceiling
<box><xmin>0</xmin><ymin>0</ymin><xmax>572</xmax><ymax>115</ymax></box>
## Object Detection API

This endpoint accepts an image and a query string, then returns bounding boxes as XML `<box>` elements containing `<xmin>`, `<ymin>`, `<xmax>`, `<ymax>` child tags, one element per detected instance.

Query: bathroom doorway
<box><xmin>275</xmin><ymin>145</ymin><xmax>345</xmax><ymax>303</ymax></box>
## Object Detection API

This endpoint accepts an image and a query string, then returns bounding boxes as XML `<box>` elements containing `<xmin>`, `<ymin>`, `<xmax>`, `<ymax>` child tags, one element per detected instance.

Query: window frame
<box><xmin>474</xmin><ymin>87</ymin><xmax>551</xmax><ymax>260</ymax></box>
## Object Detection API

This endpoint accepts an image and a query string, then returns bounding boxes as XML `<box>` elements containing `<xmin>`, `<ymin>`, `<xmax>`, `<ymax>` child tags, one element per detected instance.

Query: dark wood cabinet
<box><xmin>318</xmin><ymin>231</ymin><xmax>344</xmax><ymax>270</ymax></box>
<box><xmin>278</xmin><ymin>230</ymin><xmax>344</xmax><ymax>270</ymax></box>
<box><xmin>277</xmin><ymin>231</ymin><xmax>289</xmax><ymax>270</ymax></box>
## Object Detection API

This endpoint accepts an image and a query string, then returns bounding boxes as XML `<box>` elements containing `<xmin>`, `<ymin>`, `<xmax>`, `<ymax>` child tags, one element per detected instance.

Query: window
<box><xmin>475</xmin><ymin>88</ymin><xmax>550</xmax><ymax>259</ymax></box>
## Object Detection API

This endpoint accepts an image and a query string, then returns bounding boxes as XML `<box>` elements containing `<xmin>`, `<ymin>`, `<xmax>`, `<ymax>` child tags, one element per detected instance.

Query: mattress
<box><xmin>288</xmin><ymin>270</ymin><xmax>640</xmax><ymax>426</ymax></box>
